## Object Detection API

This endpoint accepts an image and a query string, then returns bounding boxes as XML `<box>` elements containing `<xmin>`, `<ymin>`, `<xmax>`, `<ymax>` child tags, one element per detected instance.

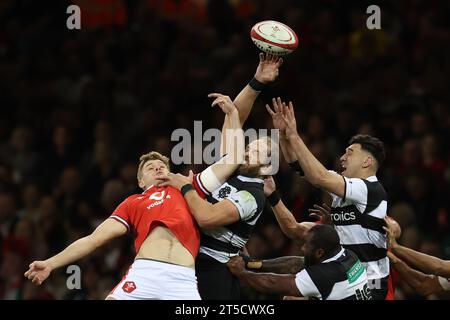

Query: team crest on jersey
<box><xmin>213</xmin><ymin>183</ymin><xmax>237</xmax><ymax>200</ymax></box>
<box><xmin>122</xmin><ymin>281</ymin><xmax>136</xmax><ymax>293</ymax></box>
<box><xmin>218</xmin><ymin>186</ymin><xmax>232</xmax><ymax>198</ymax></box>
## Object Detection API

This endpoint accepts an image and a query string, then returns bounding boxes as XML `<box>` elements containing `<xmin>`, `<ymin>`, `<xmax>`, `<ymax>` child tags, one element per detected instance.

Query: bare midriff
<box><xmin>135</xmin><ymin>226</ymin><xmax>195</xmax><ymax>268</ymax></box>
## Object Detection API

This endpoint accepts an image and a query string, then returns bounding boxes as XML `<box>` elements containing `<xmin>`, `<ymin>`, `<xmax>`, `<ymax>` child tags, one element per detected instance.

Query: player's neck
<box><xmin>356</xmin><ymin>170</ymin><xmax>377</xmax><ymax>180</ymax></box>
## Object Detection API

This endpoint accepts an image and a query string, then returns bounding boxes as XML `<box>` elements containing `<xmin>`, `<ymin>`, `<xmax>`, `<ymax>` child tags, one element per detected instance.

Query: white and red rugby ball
<box><xmin>250</xmin><ymin>20</ymin><xmax>299</xmax><ymax>56</ymax></box>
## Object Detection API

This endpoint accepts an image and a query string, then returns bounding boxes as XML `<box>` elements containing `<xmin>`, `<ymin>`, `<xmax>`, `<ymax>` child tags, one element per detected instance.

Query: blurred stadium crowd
<box><xmin>0</xmin><ymin>0</ymin><xmax>449</xmax><ymax>299</ymax></box>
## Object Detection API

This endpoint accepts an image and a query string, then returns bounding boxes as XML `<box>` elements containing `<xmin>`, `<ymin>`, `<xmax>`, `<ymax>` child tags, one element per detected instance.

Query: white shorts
<box><xmin>107</xmin><ymin>259</ymin><xmax>201</xmax><ymax>300</ymax></box>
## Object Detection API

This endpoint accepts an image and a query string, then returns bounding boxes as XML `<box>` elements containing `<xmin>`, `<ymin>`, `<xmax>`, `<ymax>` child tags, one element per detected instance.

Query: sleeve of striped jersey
<box><xmin>226</xmin><ymin>190</ymin><xmax>258</xmax><ymax>221</ymax></box>
<box><xmin>326</xmin><ymin>170</ymin><xmax>342</xmax><ymax>202</ymax></box>
<box><xmin>342</xmin><ymin>176</ymin><xmax>368</xmax><ymax>205</ymax></box>
<box><xmin>438</xmin><ymin>277</ymin><xmax>450</xmax><ymax>291</ymax></box>
<box><xmin>295</xmin><ymin>270</ymin><xmax>321</xmax><ymax>299</ymax></box>
<box><xmin>109</xmin><ymin>197</ymin><xmax>131</xmax><ymax>232</ymax></box>
<box><xmin>192</xmin><ymin>173</ymin><xmax>209</xmax><ymax>199</ymax></box>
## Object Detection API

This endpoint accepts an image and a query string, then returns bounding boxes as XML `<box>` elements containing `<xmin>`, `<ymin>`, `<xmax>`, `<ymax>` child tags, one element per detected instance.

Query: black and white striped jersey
<box><xmin>330</xmin><ymin>175</ymin><xmax>389</xmax><ymax>281</ymax></box>
<box><xmin>295</xmin><ymin>248</ymin><xmax>372</xmax><ymax>300</ymax></box>
<box><xmin>194</xmin><ymin>173</ymin><xmax>266</xmax><ymax>263</ymax></box>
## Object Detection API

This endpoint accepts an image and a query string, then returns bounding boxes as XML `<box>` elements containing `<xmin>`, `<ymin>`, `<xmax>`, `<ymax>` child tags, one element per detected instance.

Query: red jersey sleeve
<box><xmin>109</xmin><ymin>196</ymin><xmax>132</xmax><ymax>232</ymax></box>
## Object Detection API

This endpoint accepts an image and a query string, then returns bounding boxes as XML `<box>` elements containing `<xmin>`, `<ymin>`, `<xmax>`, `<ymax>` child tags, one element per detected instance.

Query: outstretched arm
<box><xmin>234</xmin><ymin>53</ymin><xmax>283</xmax><ymax>125</ymax></box>
<box><xmin>384</xmin><ymin>219</ymin><xmax>450</xmax><ymax>278</ymax></box>
<box><xmin>263</xmin><ymin>176</ymin><xmax>315</xmax><ymax>242</ymax></box>
<box><xmin>220</xmin><ymin>53</ymin><xmax>283</xmax><ymax>156</ymax></box>
<box><xmin>279</xmin><ymin>101</ymin><xmax>345</xmax><ymax>197</ymax></box>
<box><xmin>266</xmin><ymin>98</ymin><xmax>297</xmax><ymax>163</ymax></box>
<box><xmin>157</xmin><ymin>171</ymin><xmax>241</xmax><ymax>229</ymax></box>
<box><xmin>227</xmin><ymin>256</ymin><xmax>301</xmax><ymax>296</ymax></box>
<box><xmin>24</xmin><ymin>219</ymin><xmax>127</xmax><ymax>285</ymax></box>
<box><xmin>206</xmin><ymin>93</ymin><xmax>244</xmax><ymax>185</ymax></box>
<box><xmin>260</xmin><ymin>256</ymin><xmax>305</xmax><ymax>274</ymax></box>
<box><xmin>388</xmin><ymin>252</ymin><xmax>445</xmax><ymax>296</ymax></box>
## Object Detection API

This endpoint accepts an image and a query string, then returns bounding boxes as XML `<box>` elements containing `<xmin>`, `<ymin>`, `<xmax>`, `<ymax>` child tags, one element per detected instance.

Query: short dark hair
<box><xmin>308</xmin><ymin>224</ymin><xmax>341</xmax><ymax>256</ymax></box>
<box><xmin>349</xmin><ymin>134</ymin><xmax>385</xmax><ymax>168</ymax></box>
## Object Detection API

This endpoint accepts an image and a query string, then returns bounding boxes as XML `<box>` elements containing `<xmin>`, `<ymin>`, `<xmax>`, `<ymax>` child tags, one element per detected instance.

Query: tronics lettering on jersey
<box><xmin>331</xmin><ymin>211</ymin><xmax>356</xmax><ymax>222</ymax></box>
<box><xmin>330</xmin><ymin>174</ymin><xmax>389</xmax><ymax>286</ymax></box>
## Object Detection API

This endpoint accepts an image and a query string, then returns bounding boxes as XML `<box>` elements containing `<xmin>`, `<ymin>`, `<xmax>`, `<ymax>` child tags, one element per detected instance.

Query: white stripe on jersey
<box><xmin>236</xmin><ymin>175</ymin><xmax>264</xmax><ymax>183</ymax></box>
<box><xmin>199</xmin><ymin>246</ymin><xmax>237</xmax><ymax>263</ymax></box>
<box><xmin>196</xmin><ymin>173</ymin><xmax>210</xmax><ymax>196</ymax></box>
<box><xmin>202</xmin><ymin>227</ymin><xmax>248</xmax><ymax>249</ymax></box>
<box><xmin>327</xmin><ymin>278</ymin><xmax>367</xmax><ymax>300</ymax></box>
<box><xmin>362</xmin><ymin>257</ymin><xmax>390</xmax><ymax>280</ymax></box>
<box><xmin>295</xmin><ymin>269</ymin><xmax>321</xmax><ymax>298</ymax></box>
<box><xmin>335</xmin><ymin>225</ymin><xmax>387</xmax><ymax>249</ymax></box>
<box><xmin>295</xmin><ymin>248</ymin><xmax>370</xmax><ymax>300</ymax></box>
<box><xmin>110</xmin><ymin>215</ymin><xmax>130</xmax><ymax>231</ymax></box>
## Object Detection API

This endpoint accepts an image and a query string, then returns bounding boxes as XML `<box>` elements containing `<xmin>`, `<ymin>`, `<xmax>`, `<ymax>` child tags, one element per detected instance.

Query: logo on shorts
<box><xmin>122</xmin><ymin>281</ymin><xmax>136</xmax><ymax>293</ymax></box>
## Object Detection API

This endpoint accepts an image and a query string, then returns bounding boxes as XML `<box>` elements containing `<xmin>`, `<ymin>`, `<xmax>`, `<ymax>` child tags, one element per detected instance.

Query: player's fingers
<box><xmin>272</xmin><ymin>98</ymin><xmax>280</xmax><ymax>111</ymax></box>
<box><xmin>24</xmin><ymin>268</ymin><xmax>34</xmax><ymax>277</ymax></box>
<box><xmin>259</xmin><ymin>52</ymin><xmax>264</xmax><ymax>62</ymax></box>
<box><xmin>207</xmin><ymin>93</ymin><xmax>223</xmax><ymax>99</ymax></box>
<box><xmin>265</xmin><ymin>104</ymin><xmax>276</xmax><ymax>116</ymax></box>
<box><xmin>27</xmin><ymin>271</ymin><xmax>37</xmax><ymax>280</ymax></box>
<box><xmin>309</xmin><ymin>213</ymin><xmax>321</xmax><ymax>221</ymax></box>
<box><xmin>322</xmin><ymin>203</ymin><xmax>331</xmax><ymax>210</ymax></box>
<box><xmin>287</xmin><ymin>103</ymin><xmax>295</xmax><ymax>119</ymax></box>
<box><xmin>308</xmin><ymin>208</ymin><xmax>323</xmax><ymax>215</ymax></box>
<box><xmin>277</xmin><ymin>97</ymin><xmax>283</xmax><ymax>108</ymax></box>
<box><xmin>281</xmin><ymin>114</ymin><xmax>290</xmax><ymax>124</ymax></box>
<box><xmin>313</xmin><ymin>204</ymin><xmax>328</xmax><ymax>213</ymax></box>
<box><xmin>277</xmin><ymin>57</ymin><xmax>284</xmax><ymax>67</ymax></box>
<box><xmin>211</xmin><ymin>97</ymin><xmax>223</xmax><ymax>107</ymax></box>
<box><xmin>32</xmin><ymin>275</ymin><xmax>41</xmax><ymax>286</ymax></box>
<box><xmin>288</xmin><ymin>101</ymin><xmax>294</xmax><ymax>113</ymax></box>
<box><xmin>158</xmin><ymin>181</ymin><xmax>171</xmax><ymax>187</ymax></box>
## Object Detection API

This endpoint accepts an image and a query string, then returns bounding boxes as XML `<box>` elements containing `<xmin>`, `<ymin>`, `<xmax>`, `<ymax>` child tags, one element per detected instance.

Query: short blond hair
<box><xmin>137</xmin><ymin>151</ymin><xmax>170</xmax><ymax>179</ymax></box>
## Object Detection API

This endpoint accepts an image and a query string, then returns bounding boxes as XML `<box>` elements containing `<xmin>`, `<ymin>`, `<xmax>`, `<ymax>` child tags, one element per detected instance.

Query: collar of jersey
<box><xmin>236</xmin><ymin>175</ymin><xmax>264</xmax><ymax>184</ymax></box>
<box><xmin>142</xmin><ymin>185</ymin><xmax>155</xmax><ymax>194</ymax></box>
<box><xmin>366</xmin><ymin>175</ymin><xmax>378</xmax><ymax>182</ymax></box>
<box><xmin>321</xmin><ymin>247</ymin><xmax>345</xmax><ymax>264</ymax></box>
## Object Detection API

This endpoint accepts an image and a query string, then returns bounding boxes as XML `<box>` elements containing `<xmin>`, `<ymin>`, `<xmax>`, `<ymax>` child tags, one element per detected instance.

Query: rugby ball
<box><xmin>250</xmin><ymin>20</ymin><xmax>299</xmax><ymax>56</ymax></box>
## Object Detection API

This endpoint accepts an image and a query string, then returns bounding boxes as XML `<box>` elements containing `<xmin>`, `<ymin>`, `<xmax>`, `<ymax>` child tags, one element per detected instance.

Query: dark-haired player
<box><xmin>227</xmin><ymin>224</ymin><xmax>372</xmax><ymax>300</ymax></box>
<box><xmin>266</xmin><ymin>98</ymin><xmax>390</xmax><ymax>299</ymax></box>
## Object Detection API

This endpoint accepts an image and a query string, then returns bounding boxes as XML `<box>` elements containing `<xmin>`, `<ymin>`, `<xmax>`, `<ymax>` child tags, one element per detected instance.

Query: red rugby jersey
<box><xmin>109</xmin><ymin>184</ymin><xmax>201</xmax><ymax>259</ymax></box>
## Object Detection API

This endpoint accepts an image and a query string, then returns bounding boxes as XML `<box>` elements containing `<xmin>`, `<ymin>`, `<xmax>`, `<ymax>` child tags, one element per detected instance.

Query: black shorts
<box><xmin>195</xmin><ymin>253</ymin><xmax>241</xmax><ymax>300</ymax></box>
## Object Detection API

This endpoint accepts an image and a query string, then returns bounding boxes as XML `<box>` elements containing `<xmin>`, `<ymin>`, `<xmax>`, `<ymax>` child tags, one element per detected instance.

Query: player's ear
<box><xmin>362</xmin><ymin>155</ymin><xmax>373</xmax><ymax>169</ymax></box>
<box><xmin>138</xmin><ymin>178</ymin><xmax>145</xmax><ymax>189</ymax></box>
<box><xmin>315</xmin><ymin>248</ymin><xmax>325</xmax><ymax>260</ymax></box>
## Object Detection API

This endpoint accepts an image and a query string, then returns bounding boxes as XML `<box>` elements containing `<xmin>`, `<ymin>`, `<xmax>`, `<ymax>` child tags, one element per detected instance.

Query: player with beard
<box><xmin>227</xmin><ymin>224</ymin><xmax>372</xmax><ymax>300</ymax></box>
<box><xmin>158</xmin><ymin>53</ymin><xmax>283</xmax><ymax>299</ymax></box>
